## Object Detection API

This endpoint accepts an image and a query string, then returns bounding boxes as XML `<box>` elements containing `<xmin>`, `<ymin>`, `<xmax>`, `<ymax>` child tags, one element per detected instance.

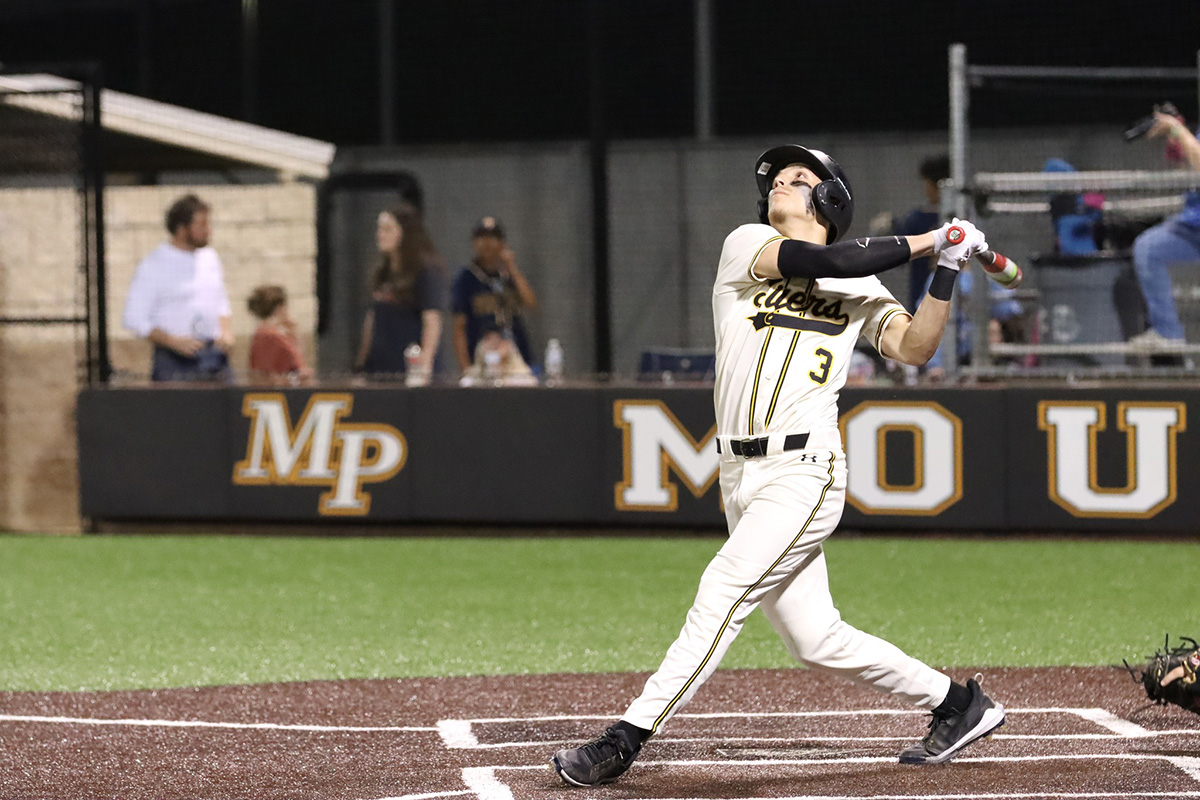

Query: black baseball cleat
<box><xmin>551</xmin><ymin>724</ymin><xmax>642</xmax><ymax>787</ymax></box>
<box><xmin>898</xmin><ymin>676</ymin><xmax>1005</xmax><ymax>765</ymax></box>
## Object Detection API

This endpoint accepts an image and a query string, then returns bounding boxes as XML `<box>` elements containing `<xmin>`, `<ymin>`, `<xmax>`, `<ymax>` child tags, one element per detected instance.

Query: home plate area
<box><xmin>1</xmin><ymin>667</ymin><xmax>1199</xmax><ymax>799</ymax></box>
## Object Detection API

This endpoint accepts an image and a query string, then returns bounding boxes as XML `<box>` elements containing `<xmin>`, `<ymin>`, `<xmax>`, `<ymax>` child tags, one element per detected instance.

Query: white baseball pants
<box><xmin>622</xmin><ymin>432</ymin><xmax>950</xmax><ymax>733</ymax></box>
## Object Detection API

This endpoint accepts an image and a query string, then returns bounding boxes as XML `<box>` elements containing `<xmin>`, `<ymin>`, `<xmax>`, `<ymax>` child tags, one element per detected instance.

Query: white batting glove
<box><xmin>932</xmin><ymin>218</ymin><xmax>984</xmax><ymax>252</ymax></box>
<box><xmin>937</xmin><ymin>219</ymin><xmax>988</xmax><ymax>270</ymax></box>
<box><xmin>931</xmin><ymin>221</ymin><xmax>954</xmax><ymax>253</ymax></box>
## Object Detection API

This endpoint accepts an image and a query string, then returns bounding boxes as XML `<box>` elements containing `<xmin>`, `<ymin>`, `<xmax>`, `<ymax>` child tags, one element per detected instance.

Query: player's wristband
<box><xmin>926</xmin><ymin>266</ymin><xmax>958</xmax><ymax>301</ymax></box>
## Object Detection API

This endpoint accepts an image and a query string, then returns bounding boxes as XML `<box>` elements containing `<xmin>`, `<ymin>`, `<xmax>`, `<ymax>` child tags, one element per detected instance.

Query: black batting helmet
<box><xmin>755</xmin><ymin>145</ymin><xmax>854</xmax><ymax>243</ymax></box>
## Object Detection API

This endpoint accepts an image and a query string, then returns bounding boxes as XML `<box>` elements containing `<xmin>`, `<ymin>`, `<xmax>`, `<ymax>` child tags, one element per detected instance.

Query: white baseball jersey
<box><xmin>712</xmin><ymin>223</ymin><xmax>910</xmax><ymax>438</ymax></box>
<box><xmin>620</xmin><ymin>223</ymin><xmax>955</xmax><ymax>736</ymax></box>
<box><xmin>619</xmin><ymin>222</ymin><xmax>956</xmax><ymax>738</ymax></box>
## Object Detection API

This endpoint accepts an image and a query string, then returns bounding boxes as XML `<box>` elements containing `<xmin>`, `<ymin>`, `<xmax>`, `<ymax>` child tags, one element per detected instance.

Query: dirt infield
<box><xmin>1</xmin><ymin>666</ymin><xmax>1198</xmax><ymax>799</ymax></box>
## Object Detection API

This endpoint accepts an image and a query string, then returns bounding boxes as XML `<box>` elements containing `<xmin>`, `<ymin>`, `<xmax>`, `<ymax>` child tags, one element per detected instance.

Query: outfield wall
<box><xmin>77</xmin><ymin>386</ymin><xmax>1194</xmax><ymax>532</ymax></box>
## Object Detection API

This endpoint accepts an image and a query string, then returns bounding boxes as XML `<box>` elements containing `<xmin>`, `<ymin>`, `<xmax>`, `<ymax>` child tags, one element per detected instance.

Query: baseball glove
<box><xmin>1125</xmin><ymin>635</ymin><xmax>1200</xmax><ymax>714</ymax></box>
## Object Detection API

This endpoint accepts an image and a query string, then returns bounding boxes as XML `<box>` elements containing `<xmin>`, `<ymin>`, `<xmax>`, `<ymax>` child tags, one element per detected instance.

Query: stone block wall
<box><xmin>0</xmin><ymin>183</ymin><xmax>317</xmax><ymax>532</ymax></box>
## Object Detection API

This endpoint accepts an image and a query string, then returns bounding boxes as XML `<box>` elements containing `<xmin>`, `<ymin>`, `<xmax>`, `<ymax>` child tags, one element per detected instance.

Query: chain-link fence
<box><xmin>0</xmin><ymin>69</ymin><xmax>106</xmax><ymax>385</ymax></box>
<box><xmin>0</xmin><ymin>67</ymin><xmax>105</xmax><ymax>531</ymax></box>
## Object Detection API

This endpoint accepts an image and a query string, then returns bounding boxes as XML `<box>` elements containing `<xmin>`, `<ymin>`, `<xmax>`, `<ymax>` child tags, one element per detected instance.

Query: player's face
<box><xmin>376</xmin><ymin>211</ymin><xmax>403</xmax><ymax>253</ymax></box>
<box><xmin>768</xmin><ymin>164</ymin><xmax>820</xmax><ymax>223</ymax></box>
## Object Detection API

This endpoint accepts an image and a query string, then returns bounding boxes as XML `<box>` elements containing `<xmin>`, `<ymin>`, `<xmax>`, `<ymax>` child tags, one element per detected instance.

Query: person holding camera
<box><xmin>451</xmin><ymin>216</ymin><xmax>538</xmax><ymax>374</ymax></box>
<box><xmin>1128</xmin><ymin>107</ymin><xmax>1200</xmax><ymax>348</ymax></box>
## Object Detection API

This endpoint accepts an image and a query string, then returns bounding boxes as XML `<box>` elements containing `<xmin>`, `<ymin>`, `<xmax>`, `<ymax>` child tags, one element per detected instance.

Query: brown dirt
<box><xmin>1</xmin><ymin>666</ymin><xmax>1198</xmax><ymax>799</ymax></box>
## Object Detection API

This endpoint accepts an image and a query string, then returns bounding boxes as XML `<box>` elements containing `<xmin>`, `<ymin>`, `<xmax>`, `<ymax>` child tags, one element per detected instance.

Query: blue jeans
<box><xmin>152</xmin><ymin>342</ymin><xmax>231</xmax><ymax>382</ymax></box>
<box><xmin>1132</xmin><ymin>216</ymin><xmax>1200</xmax><ymax>340</ymax></box>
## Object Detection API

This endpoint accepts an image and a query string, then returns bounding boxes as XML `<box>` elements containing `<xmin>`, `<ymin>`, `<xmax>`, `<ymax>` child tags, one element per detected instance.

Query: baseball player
<box><xmin>552</xmin><ymin>145</ymin><xmax>1005</xmax><ymax>787</ymax></box>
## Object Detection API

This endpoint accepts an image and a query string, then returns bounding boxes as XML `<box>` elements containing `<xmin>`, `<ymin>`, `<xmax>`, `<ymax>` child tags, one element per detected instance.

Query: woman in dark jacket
<box><xmin>355</xmin><ymin>204</ymin><xmax>447</xmax><ymax>378</ymax></box>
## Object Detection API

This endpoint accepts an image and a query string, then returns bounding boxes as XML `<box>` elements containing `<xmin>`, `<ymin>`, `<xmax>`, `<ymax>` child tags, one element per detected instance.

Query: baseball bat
<box><xmin>944</xmin><ymin>225</ymin><xmax>1023</xmax><ymax>289</ymax></box>
<box><xmin>974</xmin><ymin>249</ymin><xmax>1023</xmax><ymax>289</ymax></box>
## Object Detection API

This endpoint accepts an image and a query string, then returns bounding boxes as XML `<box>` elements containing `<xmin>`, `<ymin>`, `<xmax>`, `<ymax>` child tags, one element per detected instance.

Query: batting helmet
<box><xmin>755</xmin><ymin>145</ymin><xmax>854</xmax><ymax>243</ymax></box>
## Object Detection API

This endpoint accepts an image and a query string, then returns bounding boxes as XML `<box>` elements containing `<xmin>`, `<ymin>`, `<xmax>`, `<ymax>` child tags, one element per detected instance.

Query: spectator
<box><xmin>869</xmin><ymin>156</ymin><xmax>1024</xmax><ymax>377</ymax></box>
<box><xmin>354</xmin><ymin>204</ymin><xmax>447</xmax><ymax>379</ymax></box>
<box><xmin>451</xmin><ymin>216</ymin><xmax>538</xmax><ymax>373</ymax></box>
<box><xmin>1129</xmin><ymin>109</ymin><xmax>1200</xmax><ymax>348</ymax></box>
<box><xmin>871</xmin><ymin>155</ymin><xmax>950</xmax><ymax>313</ymax></box>
<box><xmin>247</xmin><ymin>285</ymin><xmax>313</xmax><ymax>386</ymax></box>
<box><xmin>921</xmin><ymin>264</ymin><xmax>1024</xmax><ymax>376</ymax></box>
<box><xmin>1043</xmin><ymin>158</ymin><xmax>1105</xmax><ymax>255</ymax></box>
<box><xmin>459</xmin><ymin>323</ymin><xmax>538</xmax><ymax>387</ymax></box>
<box><xmin>123</xmin><ymin>194</ymin><xmax>234</xmax><ymax>382</ymax></box>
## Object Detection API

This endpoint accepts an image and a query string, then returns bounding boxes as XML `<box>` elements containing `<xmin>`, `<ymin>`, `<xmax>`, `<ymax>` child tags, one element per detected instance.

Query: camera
<box><xmin>1124</xmin><ymin>102</ymin><xmax>1181</xmax><ymax>141</ymax></box>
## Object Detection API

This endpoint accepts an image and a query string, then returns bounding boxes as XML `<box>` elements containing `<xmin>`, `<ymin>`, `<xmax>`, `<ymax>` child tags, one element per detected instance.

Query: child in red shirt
<box><xmin>247</xmin><ymin>285</ymin><xmax>313</xmax><ymax>385</ymax></box>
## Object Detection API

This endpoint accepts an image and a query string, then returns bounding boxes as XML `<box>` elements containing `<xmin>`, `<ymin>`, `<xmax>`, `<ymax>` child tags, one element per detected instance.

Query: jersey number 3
<box><xmin>809</xmin><ymin>348</ymin><xmax>833</xmax><ymax>384</ymax></box>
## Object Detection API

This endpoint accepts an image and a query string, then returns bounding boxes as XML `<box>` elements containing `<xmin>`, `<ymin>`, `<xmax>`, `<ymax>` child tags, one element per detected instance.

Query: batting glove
<box><xmin>937</xmin><ymin>220</ymin><xmax>988</xmax><ymax>270</ymax></box>
<box><xmin>931</xmin><ymin>221</ymin><xmax>952</xmax><ymax>253</ymax></box>
<box><xmin>932</xmin><ymin>218</ymin><xmax>982</xmax><ymax>252</ymax></box>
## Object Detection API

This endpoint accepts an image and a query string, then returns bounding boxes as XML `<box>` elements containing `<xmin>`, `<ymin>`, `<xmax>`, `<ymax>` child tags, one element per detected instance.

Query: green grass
<box><xmin>0</xmin><ymin>534</ymin><xmax>1195</xmax><ymax>691</ymax></box>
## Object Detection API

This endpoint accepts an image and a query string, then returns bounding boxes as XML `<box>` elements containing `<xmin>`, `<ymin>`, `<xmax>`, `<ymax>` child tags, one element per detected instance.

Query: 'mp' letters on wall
<box><xmin>233</xmin><ymin>393</ymin><xmax>407</xmax><ymax>516</ymax></box>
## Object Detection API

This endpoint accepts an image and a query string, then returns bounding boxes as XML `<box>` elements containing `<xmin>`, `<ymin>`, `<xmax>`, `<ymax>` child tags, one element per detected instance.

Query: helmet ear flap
<box><xmin>757</xmin><ymin>197</ymin><xmax>770</xmax><ymax>224</ymax></box>
<box><xmin>812</xmin><ymin>180</ymin><xmax>851</xmax><ymax>243</ymax></box>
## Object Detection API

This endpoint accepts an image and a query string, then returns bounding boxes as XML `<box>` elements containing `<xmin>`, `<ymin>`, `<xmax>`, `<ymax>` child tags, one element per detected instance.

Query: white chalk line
<box><xmin>373</xmin><ymin>792</ymin><xmax>473</xmax><ymax>800</ymax></box>
<box><xmin>438</xmin><ymin>706</ymin><xmax>1195</xmax><ymax>749</ymax></box>
<box><xmin>456</xmin><ymin>707</ymin><xmax>1148</xmax><ymax>724</ymax></box>
<box><xmin>490</xmin><ymin>753</ymin><xmax>1199</xmax><ymax>769</ymax></box>
<box><xmin>0</xmin><ymin>714</ymin><xmax>435</xmax><ymax>733</ymax></box>
<box><xmin>460</xmin><ymin>767</ymin><xmax>512</xmax><ymax>800</ymax></box>
<box><xmin>437</xmin><ymin>719</ymin><xmax>479</xmax><ymax>748</ymax></box>
<box><xmin>1173</xmin><ymin>756</ymin><xmax>1200</xmax><ymax>782</ymax></box>
<box><xmin>462</xmin><ymin>753</ymin><xmax>1200</xmax><ymax>800</ymax></box>
<box><xmin>437</xmin><ymin>729</ymin><xmax>1200</xmax><ymax>749</ymax></box>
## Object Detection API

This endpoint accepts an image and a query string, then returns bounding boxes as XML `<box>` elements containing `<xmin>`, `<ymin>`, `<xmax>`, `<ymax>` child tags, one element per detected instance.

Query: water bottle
<box><xmin>404</xmin><ymin>343</ymin><xmax>427</xmax><ymax>387</ymax></box>
<box><xmin>483</xmin><ymin>348</ymin><xmax>502</xmax><ymax>386</ymax></box>
<box><xmin>544</xmin><ymin>338</ymin><xmax>564</xmax><ymax>386</ymax></box>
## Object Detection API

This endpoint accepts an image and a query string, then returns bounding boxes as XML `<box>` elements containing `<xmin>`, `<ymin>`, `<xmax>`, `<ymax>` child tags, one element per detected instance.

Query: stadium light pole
<box><xmin>241</xmin><ymin>0</ymin><xmax>258</xmax><ymax>122</ymax></box>
<box><xmin>379</xmin><ymin>0</ymin><xmax>396</xmax><ymax>145</ymax></box>
<box><xmin>588</xmin><ymin>0</ymin><xmax>612</xmax><ymax>377</ymax></box>
<box><xmin>694</xmin><ymin>0</ymin><xmax>714</xmax><ymax>141</ymax></box>
<box><xmin>136</xmin><ymin>0</ymin><xmax>152</xmax><ymax>97</ymax></box>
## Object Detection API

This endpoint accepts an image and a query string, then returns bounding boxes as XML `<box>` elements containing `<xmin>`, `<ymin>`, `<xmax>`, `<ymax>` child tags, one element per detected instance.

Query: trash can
<box><xmin>1030</xmin><ymin>253</ymin><xmax>1127</xmax><ymax>367</ymax></box>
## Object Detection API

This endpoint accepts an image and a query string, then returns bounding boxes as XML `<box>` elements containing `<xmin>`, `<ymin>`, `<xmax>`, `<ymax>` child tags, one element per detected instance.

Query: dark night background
<box><xmin>1</xmin><ymin>0</ymin><xmax>1197</xmax><ymax>144</ymax></box>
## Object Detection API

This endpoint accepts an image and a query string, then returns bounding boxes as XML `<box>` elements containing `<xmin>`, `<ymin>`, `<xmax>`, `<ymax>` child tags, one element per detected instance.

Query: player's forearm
<box><xmin>904</xmin><ymin>232</ymin><xmax>936</xmax><ymax>258</ymax></box>
<box><xmin>894</xmin><ymin>295</ymin><xmax>951</xmax><ymax>365</ymax></box>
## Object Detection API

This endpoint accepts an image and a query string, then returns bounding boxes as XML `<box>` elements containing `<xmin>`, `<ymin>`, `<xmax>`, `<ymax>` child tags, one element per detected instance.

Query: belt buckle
<box><xmin>743</xmin><ymin>437</ymin><xmax>765</xmax><ymax>458</ymax></box>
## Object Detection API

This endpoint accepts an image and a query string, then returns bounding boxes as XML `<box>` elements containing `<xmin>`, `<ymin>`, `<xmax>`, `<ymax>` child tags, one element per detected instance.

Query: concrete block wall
<box><xmin>0</xmin><ymin>183</ymin><xmax>317</xmax><ymax>532</ymax></box>
<box><xmin>105</xmin><ymin>184</ymin><xmax>318</xmax><ymax>378</ymax></box>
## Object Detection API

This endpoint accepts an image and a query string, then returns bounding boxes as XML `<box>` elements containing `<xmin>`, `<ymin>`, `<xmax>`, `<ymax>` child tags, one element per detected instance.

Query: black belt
<box><xmin>717</xmin><ymin>432</ymin><xmax>809</xmax><ymax>459</ymax></box>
